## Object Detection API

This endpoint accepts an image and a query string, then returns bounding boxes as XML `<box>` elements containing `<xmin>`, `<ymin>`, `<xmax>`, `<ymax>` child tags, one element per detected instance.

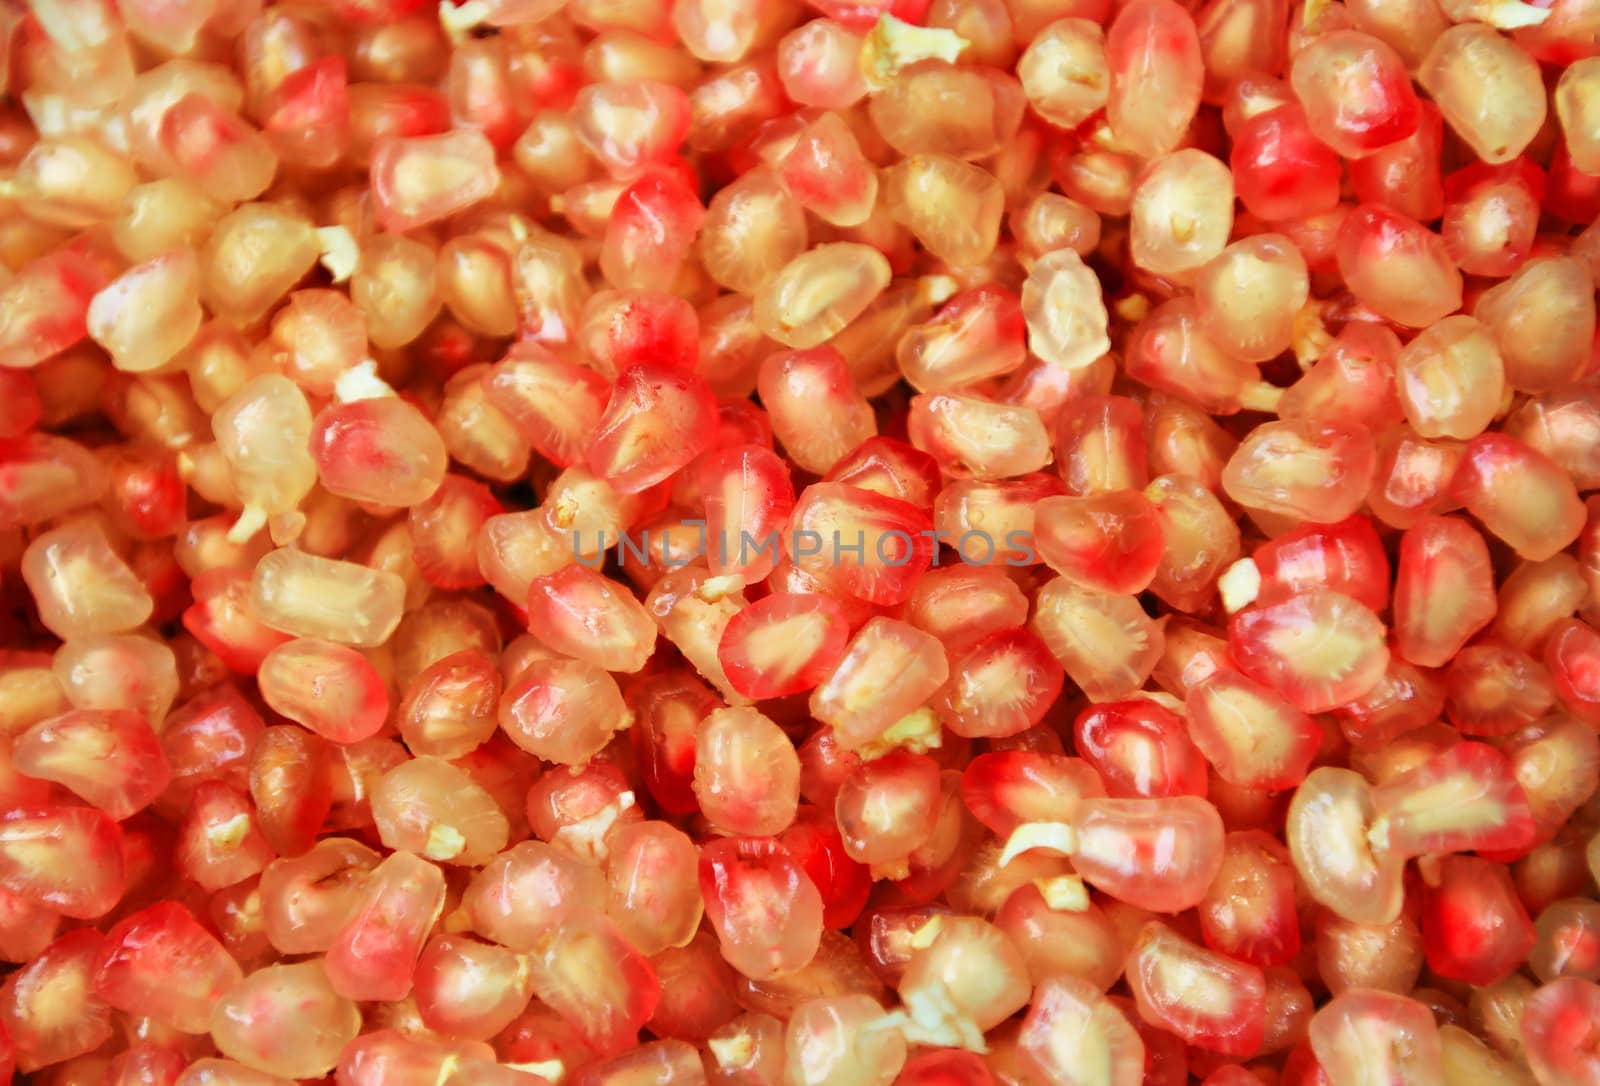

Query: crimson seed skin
<box><xmin>7</xmin><ymin>3</ymin><xmax>1600</xmax><ymax>1084</ymax></box>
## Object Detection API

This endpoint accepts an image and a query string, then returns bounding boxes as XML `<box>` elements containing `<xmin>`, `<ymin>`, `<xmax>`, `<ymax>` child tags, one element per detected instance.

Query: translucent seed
<box><xmin>463</xmin><ymin>840</ymin><xmax>605</xmax><ymax>951</ymax></box>
<box><xmin>1126</xmin><ymin>922</ymin><xmax>1266</xmax><ymax>1056</ymax></box>
<box><xmin>897</xmin><ymin>916</ymin><xmax>1029</xmax><ymax>1048</ymax></box>
<box><xmin>157</xmin><ymin>95</ymin><xmax>278</xmax><ymax>204</ymax></box>
<box><xmin>1522</xmin><ymin>978</ymin><xmax>1600</xmax><ymax>1086</ymax></box>
<box><xmin>934</xmin><ymin>627</ymin><xmax>1065</xmax><ymax>740</ymax></box>
<box><xmin>13</xmin><ymin>708</ymin><xmax>169</xmax><ymax>820</ymax></box>
<box><xmin>1290</xmin><ymin>30</ymin><xmax>1420</xmax><ymax>158</ymax></box>
<box><xmin>1287</xmin><ymin>767</ymin><xmax>1404</xmax><ymax>925</ymax></box>
<box><xmin>1018</xmin><ymin>18</ymin><xmax>1108</xmax><ymax>129</ymax></box>
<box><xmin>1506</xmin><ymin>390</ymin><xmax>1600</xmax><ymax>492</ymax></box>
<box><xmin>91</xmin><ymin>901</ymin><xmax>239</xmax><ymax>1039</ymax></box>
<box><xmin>1421</xmin><ymin>855</ymin><xmax>1534</xmax><ymax>986</ymax></box>
<box><xmin>1020</xmin><ymin>249</ymin><xmax>1110</xmax><ymax>372</ymax></box>
<box><xmin>882</xmin><ymin>154</ymin><xmax>1004</xmax><ymax>268</ymax></box>
<box><xmin>1193</xmin><ymin>235</ymin><xmax>1309</xmax><ymax>364</ymax></box>
<box><xmin>1308</xmin><ymin>990</ymin><xmax>1443</xmax><ymax>1086</ymax></box>
<box><xmin>200</xmin><ymin>203</ymin><xmax>320</xmax><ymax>325</ymax></box>
<box><xmin>699</xmin><ymin>837</ymin><xmax>824</xmax><ymax>982</ymax></box>
<box><xmin>1016</xmin><ymin>976</ymin><xmax>1145</xmax><ymax>1086</ymax></box>
<box><xmin>693</xmin><ymin>707</ymin><xmax>801</xmax><ymax>837</ymax></box>
<box><xmin>1418</xmin><ymin>22</ymin><xmax>1546</xmax><ymax>164</ymax></box>
<box><xmin>498</xmin><ymin>657</ymin><xmax>630</xmax><ymax>765</ymax></box>
<box><xmin>777</xmin><ymin>18</ymin><xmax>867</xmax><ymax>108</ymax></box>
<box><xmin>811</xmin><ymin>618</ymin><xmax>949</xmax><ymax>750</ymax></box>
<box><xmin>758</xmin><ymin>348</ymin><xmax>877</xmax><ymax>476</ymax></box>
<box><xmin>1129</xmin><ymin>150</ymin><xmax>1234</xmax><ymax>279</ymax></box>
<box><xmin>1069</xmin><ymin>796</ymin><xmax>1225</xmax><ymax>912</ymax></box>
<box><xmin>1222</xmin><ymin>419</ymin><xmax>1377</xmax><ymax>524</ymax></box>
<box><xmin>907</xmin><ymin>392</ymin><xmax>1050</xmax><ymax>480</ymax></box>
<box><xmin>781</xmin><ymin>994</ymin><xmax>904</xmax><ymax>1086</ymax></box>
<box><xmin>1031</xmin><ymin>577</ymin><xmax>1165</xmax><ymax>702</ymax></box>
<box><xmin>897</xmin><ymin>286</ymin><xmax>1027</xmax><ymax>393</ymax></box>
<box><xmin>413</xmin><ymin>934</ymin><xmax>533</xmax><ymax>1043</ymax></box>
<box><xmin>754</xmin><ymin>244</ymin><xmax>893</xmax><ymax>350</ymax></box>
<box><xmin>0</xmin><ymin>928</ymin><xmax>113</xmax><ymax>1073</ymax></box>
<box><xmin>0</xmin><ymin>251</ymin><xmax>107</xmax><ymax>372</ymax></box>
<box><xmin>13</xmin><ymin>137</ymin><xmax>139</xmax><ymax>229</ymax></box>
<box><xmin>249</xmin><ymin>549</ymin><xmax>406</xmax><ymax>648</ymax></box>
<box><xmin>351</xmin><ymin>234</ymin><xmax>441</xmax><ymax>350</ymax></box>
<box><xmin>868</xmin><ymin>62</ymin><xmax>1023</xmax><ymax>160</ymax></box>
<box><xmin>1105</xmin><ymin>0</ymin><xmax>1203</xmax><ymax>158</ymax></box>
<box><xmin>175</xmin><ymin>779</ymin><xmax>274</xmax><ymax>892</ymax></box>
<box><xmin>370</xmin><ymin>130</ymin><xmax>501</xmax><ymax>233</ymax></box>
<box><xmin>1369</xmin><ymin>741</ymin><xmax>1535</xmax><ymax>858</ymax></box>
<box><xmin>780</xmin><ymin>112</ymin><xmax>878</xmax><ymax>229</ymax></box>
<box><xmin>1123</xmin><ymin>298</ymin><xmax>1261</xmax><ymax>415</ymax></box>
<box><xmin>310</xmin><ymin>397</ymin><xmax>447</xmax><ymax>509</ymax></box>
<box><xmin>1557</xmin><ymin>58</ymin><xmax>1600</xmax><ymax>174</ymax></box>
<box><xmin>526</xmin><ymin>565</ymin><xmax>658</xmax><ymax>674</ymax></box>
<box><xmin>1451</xmin><ymin>434</ymin><xmax>1586</xmax><ymax>561</ymax></box>
<box><xmin>210</xmin><ymin>960</ymin><xmax>360</xmax><ymax>1079</ymax></box>
<box><xmin>1230</xmin><ymin>591</ymin><xmax>1389</xmax><ymax>712</ymax></box>
<box><xmin>86</xmin><ymin>250</ymin><xmax>203</xmax><ymax>375</ymax></box>
<box><xmin>325</xmin><ymin>850</ymin><xmax>446</xmax><ymax>1003</ymax></box>
<box><xmin>698</xmin><ymin>169</ymin><xmax>809</xmax><ymax>295</ymax></box>
<box><xmin>605</xmin><ymin>821</ymin><xmax>704</xmax><ymax>957</ymax></box>
<box><xmin>587</xmin><ymin>363</ymin><xmax>719</xmax><ymax>494</ymax></box>
<box><xmin>21</xmin><ymin>519</ymin><xmax>153</xmax><ymax>640</ymax></box>
<box><xmin>1394</xmin><ymin>516</ymin><xmax>1497</xmax><ymax>668</ymax></box>
<box><xmin>1186</xmin><ymin>671</ymin><xmax>1321</xmax><ymax>792</ymax></box>
<box><xmin>1475</xmin><ymin>256</ymin><xmax>1597</xmax><ymax>394</ymax></box>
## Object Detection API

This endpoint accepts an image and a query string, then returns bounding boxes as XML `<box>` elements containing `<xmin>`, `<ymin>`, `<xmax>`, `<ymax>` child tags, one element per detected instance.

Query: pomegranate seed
<box><xmin>1126</xmin><ymin>921</ymin><xmax>1266</xmax><ymax>1056</ymax></box>
<box><xmin>699</xmin><ymin>836</ymin><xmax>824</xmax><ymax>982</ymax></box>
<box><xmin>1420</xmin><ymin>855</ymin><xmax>1536</xmax><ymax>986</ymax></box>
<box><xmin>1393</xmin><ymin>515</ymin><xmax>1498</xmax><ymax>668</ymax></box>
<box><xmin>1017</xmin><ymin>975</ymin><xmax>1145</xmax><ymax>1086</ymax></box>
<box><xmin>1369</xmin><ymin>741</ymin><xmax>1537</xmax><ymax>858</ymax></box>
<box><xmin>693</xmin><ymin>707</ymin><xmax>801</xmax><ymax>837</ymax></box>
<box><xmin>1287</xmin><ymin>767</ymin><xmax>1404</xmax><ymax>926</ymax></box>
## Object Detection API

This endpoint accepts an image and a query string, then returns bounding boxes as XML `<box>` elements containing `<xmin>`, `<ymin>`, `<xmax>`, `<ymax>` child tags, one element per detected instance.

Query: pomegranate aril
<box><xmin>0</xmin><ymin>805</ymin><xmax>125</xmax><ymax>919</ymax></box>
<box><xmin>1229</xmin><ymin>590</ymin><xmax>1389</xmax><ymax>713</ymax></box>
<box><xmin>1421</xmin><ymin>855</ymin><xmax>1536</xmax><ymax>987</ymax></box>
<box><xmin>210</xmin><ymin>959</ymin><xmax>361</xmax><ymax>1079</ymax></box>
<box><xmin>1073</xmin><ymin>699</ymin><xmax>1207</xmax><ymax>800</ymax></box>
<box><xmin>1369</xmin><ymin>741</ymin><xmax>1537</xmax><ymax>859</ymax></box>
<box><xmin>1393</xmin><ymin>515</ymin><xmax>1498</xmax><ymax>668</ymax></box>
<box><xmin>13</xmin><ymin>708</ymin><xmax>169</xmax><ymax>820</ymax></box>
<box><xmin>699</xmin><ymin>836</ymin><xmax>824</xmax><ymax>982</ymax></box>
<box><xmin>694</xmin><ymin>707</ymin><xmax>801</xmax><ymax>838</ymax></box>
<box><xmin>1127</xmin><ymin>921</ymin><xmax>1266</xmax><ymax>1056</ymax></box>
<box><xmin>1017</xmin><ymin>975</ymin><xmax>1146</xmax><ymax>1086</ymax></box>
<box><xmin>932</xmin><ymin>627</ymin><xmax>1063</xmax><ymax>741</ymax></box>
<box><xmin>811</xmin><ymin>617</ymin><xmax>949</xmax><ymax>751</ymax></box>
<box><xmin>0</xmin><ymin>928</ymin><xmax>113</xmax><ymax>1074</ymax></box>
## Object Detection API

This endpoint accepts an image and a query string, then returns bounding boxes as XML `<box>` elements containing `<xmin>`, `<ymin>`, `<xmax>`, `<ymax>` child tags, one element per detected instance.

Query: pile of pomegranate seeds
<box><xmin>7</xmin><ymin>0</ymin><xmax>1600</xmax><ymax>1083</ymax></box>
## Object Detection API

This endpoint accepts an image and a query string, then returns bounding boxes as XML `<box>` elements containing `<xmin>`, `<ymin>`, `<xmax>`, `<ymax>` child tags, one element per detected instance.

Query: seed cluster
<box><xmin>1</xmin><ymin>0</ymin><xmax>1600</xmax><ymax>1084</ymax></box>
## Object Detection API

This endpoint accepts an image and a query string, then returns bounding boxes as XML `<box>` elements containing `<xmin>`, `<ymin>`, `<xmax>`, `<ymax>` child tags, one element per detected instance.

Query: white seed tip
<box><xmin>1034</xmin><ymin>874</ymin><xmax>1090</xmax><ymax>912</ymax></box>
<box><xmin>506</xmin><ymin>1059</ymin><xmax>565</xmax><ymax>1083</ymax></box>
<box><xmin>334</xmin><ymin>359</ymin><xmax>398</xmax><ymax>403</ymax></box>
<box><xmin>1131</xmin><ymin>689</ymin><xmax>1186</xmax><ymax>714</ymax></box>
<box><xmin>860</xmin><ymin>14</ymin><xmax>969</xmax><ymax>90</ymax></box>
<box><xmin>895</xmin><ymin>985</ymin><xmax>991</xmax><ymax>1052</ymax></box>
<box><xmin>859</xmin><ymin>706</ymin><xmax>944</xmax><ymax>760</ymax></box>
<box><xmin>708</xmin><ymin>1033</ymin><xmax>755</xmax><ymax>1070</ymax></box>
<box><xmin>207</xmin><ymin>813</ymin><xmax>252</xmax><ymax>850</ymax></box>
<box><xmin>1485</xmin><ymin>0</ymin><xmax>1553</xmax><ymax>25</ymax></box>
<box><xmin>226</xmin><ymin>505</ymin><xmax>269</xmax><ymax>545</ymax></box>
<box><xmin>316</xmin><ymin>226</ymin><xmax>359</xmax><ymax>284</ymax></box>
<box><xmin>908</xmin><ymin>914</ymin><xmax>945</xmax><ymax>950</ymax></box>
<box><xmin>423</xmin><ymin>824</ymin><xmax>466</xmax><ymax>861</ymax></box>
<box><xmin>439</xmin><ymin>0</ymin><xmax>491</xmax><ymax>43</ymax></box>
<box><xmin>918</xmin><ymin>274</ymin><xmax>960</xmax><ymax>307</ymax></box>
<box><xmin>998</xmin><ymin>821</ymin><xmax>1077</xmax><ymax>868</ymax></box>
<box><xmin>696</xmin><ymin>574</ymin><xmax>746</xmax><ymax>602</ymax></box>
<box><xmin>1219</xmin><ymin>558</ymin><xmax>1262</xmax><ymax>614</ymax></box>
